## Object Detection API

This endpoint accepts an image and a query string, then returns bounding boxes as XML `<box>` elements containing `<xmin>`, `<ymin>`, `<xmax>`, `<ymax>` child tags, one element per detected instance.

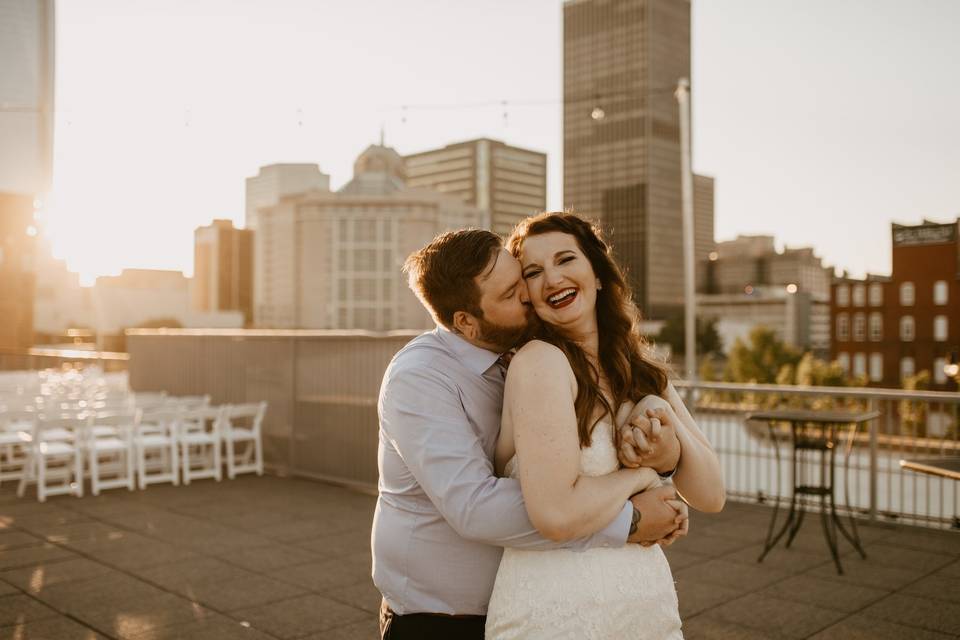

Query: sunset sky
<box><xmin>45</xmin><ymin>0</ymin><xmax>960</xmax><ymax>285</ymax></box>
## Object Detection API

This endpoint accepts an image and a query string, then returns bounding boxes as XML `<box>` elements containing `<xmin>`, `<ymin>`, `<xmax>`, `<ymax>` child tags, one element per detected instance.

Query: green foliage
<box><xmin>655</xmin><ymin>314</ymin><xmax>723</xmax><ymax>358</ymax></box>
<box><xmin>899</xmin><ymin>370</ymin><xmax>931</xmax><ymax>437</ymax></box>
<box><xmin>723</xmin><ymin>326</ymin><xmax>802</xmax><ymax>384</ymax></box>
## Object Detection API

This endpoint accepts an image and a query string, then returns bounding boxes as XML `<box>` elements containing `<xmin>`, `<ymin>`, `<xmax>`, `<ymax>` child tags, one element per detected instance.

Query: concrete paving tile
<box><xmin>674</xmin><ymin>558</ymin><xmax>792</xmax><ymax>592</ymax></box>
<box><xmin>177</xmin><ymin>574</ymin><xmax>308</xmax><ymax>612</ymax></box>
<box><xmin>321</xmin><ymin>579</ymin><xmax>381</xmax><ymax>614</ymax></box>
<box><xmin>808</xmin><ymin>612</ymin><xmax>955</xmax><ymax>639</ymax></box>
<box><xmin>862</xmin><ymin>593</ymin><xmax>960</xmax><ymax>636</ymax></box>
<box><xmin>0</xmin><ymin>593</ymin><xmax>60</xmax><ymax>627</ymax></box>
<box><xmin>71</xmin><ymin>593</ymin><xmax>215</xmax><ymax>640</ymax></box>
<box><xmin>231</xmin><ymin>593</ymin><xmax>369</xmax><ymax>639</ymax></box>
<box><xmin>901</xmin><ymin>573</ymin><xmax>960</xmax><ymax>604</ymax></box>
<box><xmin>698</xmin><ymin>518</ymin><xmax>770</xmax><ymax>544</ymax></box>
<box><xmin>126</xmin><ymin>614</ymin><xmax>276</xmax><ymax>640</ymax></box>
<box><xmin>708</xmin><ymin>593</ymin><xmax>846</xmax><ymax>639</ymax></box>
<box><xmin>32</xmin><ymin>573</ymin><xmax>165</xmax><ymax>613</ymax></box>
<box><xmin>0</xmin><ymin>580</ymin><xmax>18</xmax><ymax>596</ymax></box>
<box><xmin>934</xmin><ymin>558</ymin><xmax>960</xmax><ymax>577</ymax></box>
<box><xmin>843</xmin><ymin>541</ymin><xmax>955</xmax><ymax>573</ymax></box>
<box><xmin>805</xmin><ymin>556</ymin><xmax>927</xmax><ymax>590</ymax></box>
<box><xmin>85</xmin><ymin>540</ymin><xmax>198</xmax><ymax>570</ymax></box>
<box><xmin>214</xmin><ymin>543</ymin><xmax>326</xmax><ymax>572</ymax></box>
<box><xmin>760</xmin><ymin>574</ymin><xmax>890</xmax><ymax>613</ymax></box>
<box><xmin>300</xmin><ymin>617</ymin><xmax>380</xmax><ymax>640</ymax></box>
<box><xmin>267</xmin><ymin>555</ymin><xmax>371</xmax><ymax>593</ymax></box>
<box><xmin>0</xmin><ymin>615</ymin><xmax>108</xmax><ymax>640</ymax></box>
<box><xmin>681</xmin><ymin>613</ymin><xmax>790</xmax><ymax>639</ymax></box>
<box><xmin>662</xmin><ymin>547</ymin><xmax>707</xmax><ymax>571</ymax></box>
<box><xmin>874</xmin><ymin>527</ymin><xmax>960</xmax><ymax>557</ymax></box>
<box><xmin>674</xmin><ymin>531</ymin><xmax>755</xmax><ymax>557</ymax></box>
<box><xmin>134</xmin><ymin>556</ymin><xmax>253</xmax><ymax>593</ymax></box>
<box><xmin>255</xmin><ymin>518</ymin><xmax>364</xmax><ymax>543</ymax></box>
<box><xmin>294</xmin><ymin>528</ymin><xmax>373</xmax><ymax>558</ymax></box>
<box><xmin>0</xmin><ymin>531</ymin><xmax>44</xmax><ymax>552</ymax></box>
<box><xmin>0</xmin><ymin>558</ymin><xmax>117</xmax><ymax>595</ymax></box>
<box><xmin>724</xmin><ymin>545</ymin><xmax>831</xmax><ymax>574</ymax></box>
<box><xmin>0</xmin><ymin>543</ymin><xmax>76</xmax><ymax>571</ymax></box>
<box><xmin>675</xmin><ymin>579</ymin><xmax>746</xmax><ymax>618</ymax></box>
<box><xmin>41</xmin><ymin>521</ymin><xmax>130</xmax><ymax>548</ymax></box>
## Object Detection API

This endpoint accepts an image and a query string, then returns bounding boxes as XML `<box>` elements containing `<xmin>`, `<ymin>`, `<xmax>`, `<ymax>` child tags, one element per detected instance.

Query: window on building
<box><xmin>869</xmin><ymin>353</ymin><xmax>883</xmax><ymax>382</ymax></box>
<box><xmin>934</xmin><ymin>358</ymin><xmax>947</xmax><ymax>384</ymax></box>
<box><xmin>354</xmin><ymin>308</ymin><xmax>377</xmax><ymax>329</ymax></box>
<box><xmin>835</xmin><ymin>285</ymin><xmax>849</xmax><ymax>306</ymax></box>
<box><xmin>853</xmin><ymin>353</ymin><xmax>867</xmax><ymax>378</ymax></box>
<box><xmin>354</xmin><ymin>279</ymin><xmax>377</xmax><ymax>301</ymax></box>
<box><xmin>934</xmin><ymin>281</ymin><xmax>948</xmax><ymax>305</ymax></box>
<box><xmin>853</xmin><ymin>313</ymin><xmax>866</xmax><ymax>342</ymax></box>
<box><xmin>381</xmin><ymin>219</ymin><xmax>393</xmax><ymax>242</ymax></box>
<box><xmin>852</xmin><ymin>285</ymin><xmax>866</xmax><ymax>307</ymax></box>
<box><xmin>900</xmin><ymin>357</ymin><xmax>915</xmax><ymax>382</ymax></box>
<box><xmin>338</xmin><ymin>218</ymin><xmax>349</xmax><ymax>241</ymax></box>
<box><xmin>355</xmin><ymin>219</ymin><xmax>377</xmax><ymax>242</ymax></box>
<box><xmin>355</xmin><ymin>249</ymin><xmax>377</xmax><ymax>272</ymax></box>
<box><xmin>900</xmin><ymin>316</ymin><xmax>915</xmax><ymax>341</ymax></box>
<box><xmin>869</xmin><ymin>312</ymin><xmax>883</xmax><ymax>341</ymax></box>
<box><xmin>934</xmin><ymin>315</ymin><xmax>948</xmax><ymax>342</ymax></box>
<box><xmin>382</xmin><ymin>249</ymin><xmax>393</xmax><ymax>271</ymax></box>
<box><xmin>338</xmin><ymin>249</ymin><xmax>349</xmax><ymax>270</ymax></box>
<box><xmin>382</xmin><ymin>278</ymin><xmax>393</xmax><ymax>300</ymax></box>
<box><xmin>836</xmin><ymin>314</ymin><xmax>849</xmax><ymax>341</ymax></box>
<box><xmin>900</xmin><ymin>282</ymin><xmax>915</xmax><ymax>306</ymax></box>
<box><xmin>837</xmin><ymin>352</ymin><xmax>850</xmax><ymax>374</ymax></box>
<box><xmin>337</xmin><ymin>279</ymin><xmax>349</xmax><ymax>302</ymax></box>
<box><xmin>869</xmin><ymin>283</ymin><xmax>883</xmax><ymax>306</ymax></box>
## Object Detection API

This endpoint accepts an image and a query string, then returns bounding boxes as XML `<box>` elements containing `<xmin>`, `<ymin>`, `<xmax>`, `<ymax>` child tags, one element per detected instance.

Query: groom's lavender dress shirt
<box><xmin>372</xmin><ymin>326</ymin><xmax>632</xmax><ymax>616</ymax></box>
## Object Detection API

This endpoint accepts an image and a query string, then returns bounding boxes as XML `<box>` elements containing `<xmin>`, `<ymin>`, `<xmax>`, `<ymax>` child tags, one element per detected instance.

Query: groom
<box><xmin>372</xmin><ymin>228</ymin><xmax>686</xmax><ymax>640</ymax></box>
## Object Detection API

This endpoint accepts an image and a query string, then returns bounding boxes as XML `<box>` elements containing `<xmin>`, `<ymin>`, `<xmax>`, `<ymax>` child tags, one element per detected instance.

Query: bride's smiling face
<box><xmin>520</xmin><ymin>231</ymin><xmax>599</xmax><ymax>338</ymax></box>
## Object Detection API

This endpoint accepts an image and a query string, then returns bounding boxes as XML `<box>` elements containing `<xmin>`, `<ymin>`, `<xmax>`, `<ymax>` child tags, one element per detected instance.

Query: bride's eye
<box><xmin>559</xmin><ymin>256</ymin><xmax>575</xmax><ymax>265</ymax></box>
<box><xmin>522</xmin><ymin>270</ymin><xmax>541</xmax><ymax>280</ymax></box>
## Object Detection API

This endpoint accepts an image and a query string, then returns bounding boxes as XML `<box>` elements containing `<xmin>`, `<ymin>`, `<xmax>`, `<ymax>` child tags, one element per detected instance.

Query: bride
<box><xmin>485</xmin><ymin>212</ymin><xmax>725</xmax><ymax>639</ymax></box>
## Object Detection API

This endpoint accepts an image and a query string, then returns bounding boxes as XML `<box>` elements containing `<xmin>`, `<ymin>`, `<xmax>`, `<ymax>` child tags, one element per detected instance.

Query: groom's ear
<box><xmin>452</xmin><ymin>310</ymin><xmax>480</xmax><ymax>340</ymax></box>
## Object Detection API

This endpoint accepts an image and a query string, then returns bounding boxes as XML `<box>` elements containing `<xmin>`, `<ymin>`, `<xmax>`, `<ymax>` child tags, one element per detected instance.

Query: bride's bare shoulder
<box><xmin>508</xmin><ymin>340</ymin><xmax>575</xmax><ymax>387</ymax></box>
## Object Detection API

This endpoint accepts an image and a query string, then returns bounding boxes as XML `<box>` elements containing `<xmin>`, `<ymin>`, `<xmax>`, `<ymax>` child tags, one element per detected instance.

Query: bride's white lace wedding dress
<box><xmin>485</xmin><ymin>420</ymin><xmax>683</xmax><ymax>639</ymax></box>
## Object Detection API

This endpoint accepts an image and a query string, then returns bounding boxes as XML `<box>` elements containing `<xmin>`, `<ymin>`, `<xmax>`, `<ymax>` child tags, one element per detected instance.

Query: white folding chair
<box><xmin>87</xmin><ymin>411</ymin><xmax>138</xmax><ymax>495</ymax></box>
<box><xmin>221</xmin><ymin>402</ymin><xmax>267</xmax><ymax>479</ymax></box>
<box><xmin>17</xmin><ymin>416</ymin><xmax>86</xmax><ymax>502</ymax></box>
<box><xmin>136</xmin><ymin>409</ymin><xmax>181</xmax><ymax>488</ymax></box>
<box><xmin>177</xmin><ymin>406</ymin><xmax>223</xmax><ymax>484</ymax></box>
<box><xmin>0</xmin><ymin>410</ymin><xmax>35</xmax><ymax>486</ymax></box>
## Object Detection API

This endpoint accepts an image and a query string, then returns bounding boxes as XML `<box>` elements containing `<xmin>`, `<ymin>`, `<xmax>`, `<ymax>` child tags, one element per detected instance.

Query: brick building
<box><xmin>831</xmin><ymin>219</ymin><xmax>959</xmax><ymax>390</ymax></box>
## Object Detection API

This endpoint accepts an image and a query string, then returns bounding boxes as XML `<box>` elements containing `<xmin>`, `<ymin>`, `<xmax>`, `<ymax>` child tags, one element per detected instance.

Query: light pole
<box><xmin>675</xmin><ymin>78</ymin><xmax>696</xmax><ymax>382</ymax></box>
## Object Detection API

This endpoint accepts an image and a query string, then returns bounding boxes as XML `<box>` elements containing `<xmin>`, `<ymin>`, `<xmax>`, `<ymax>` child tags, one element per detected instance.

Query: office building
<box><xmin>832</xmin><ymin>219</ymin><xmax>959</xmax><ymax>390</ymax></box>
<box><xmin>192</xmin><ymin>219</ymin><xmax>253</xmax><ymax>325</ymax></box>
<box><xmin>255</xmin><ymin>145</ymin><xmax>488</xmax><ymax>330</ymax></box>
<box><xmin>563</xmin><ymin>0</ymin><xmax>714</xmax><ymax>319</ymax></box>
<box><xmin>0</xmin><ymin>193</ymin><xmax>37</xmax><ymax>350</ymax></box>
<box><xmin>404</xmin><ymin>138</ymin><xmax>547</xmax><ymax>236</ymax></box>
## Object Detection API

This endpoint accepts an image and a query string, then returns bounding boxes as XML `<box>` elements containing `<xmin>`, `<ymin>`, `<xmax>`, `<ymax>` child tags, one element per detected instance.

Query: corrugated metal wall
<box><xmin>127</xmin><ymin>330</ymin><xmax>418</xmax><ymax>489</ymax></box>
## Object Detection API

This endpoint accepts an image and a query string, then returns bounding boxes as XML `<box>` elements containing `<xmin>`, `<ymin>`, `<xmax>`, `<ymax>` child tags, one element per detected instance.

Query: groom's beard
<box><xmin>477</xmin><ymin>307</ymin><xmax>541</xmax><ymax>352</ymax></box>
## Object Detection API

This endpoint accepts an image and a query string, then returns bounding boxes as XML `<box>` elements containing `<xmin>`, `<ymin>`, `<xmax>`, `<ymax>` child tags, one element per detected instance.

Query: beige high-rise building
<box><xmin>404</xmin><ymin>138</ymin><xmax>546</xmax><ymax>237</ymax></box>
<box><xmin>563</xmin><ymin>0</ymin><xmax>714</xmax><ymax>319</ymax></box>
<box><xmin>255</xmin><ymin>145</ymin><xmax>488</xmax><ymax>330</ymax></box>
<box><xmin>192</xmin><ymin>219</ymin><xmax>253</xmax><ymax>325</ymax></box>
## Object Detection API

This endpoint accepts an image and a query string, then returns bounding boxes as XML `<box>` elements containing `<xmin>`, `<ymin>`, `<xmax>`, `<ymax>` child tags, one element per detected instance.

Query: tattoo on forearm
<box><xmin>629</xmin><ymin>506</ymin><xmax>642</xmax><ymax>536</ymax></box>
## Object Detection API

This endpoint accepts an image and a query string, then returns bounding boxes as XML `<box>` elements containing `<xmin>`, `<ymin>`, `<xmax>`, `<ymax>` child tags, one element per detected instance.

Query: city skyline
<box><xmin>43</xmin><ymin>0</ymin><xmax>960</xmax><ymax>285</ymax></box>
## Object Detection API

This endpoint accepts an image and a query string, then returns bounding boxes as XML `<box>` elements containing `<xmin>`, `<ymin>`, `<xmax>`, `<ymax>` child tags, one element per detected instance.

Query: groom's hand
<box><xmin>617</xmin><ymin>407</ymin><xmax>681</xmax><ymax>474</ymax></box>
<box><xmin>626</xmin><ymin>485</ymin><xmax>686</xmax><ymax>545</ymax></box>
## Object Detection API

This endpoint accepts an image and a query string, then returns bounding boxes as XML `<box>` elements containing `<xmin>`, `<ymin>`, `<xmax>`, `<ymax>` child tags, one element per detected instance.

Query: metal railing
<box><xmin>124</xmin><ymin>330</ymin><xmax>960</xmax><ymax>530</ymax></box>
<box><xmin>675</xmin><ymin>380</ymin><xmax>960</xmax><ymax>530</ymax></box>
<box><xmin>0</xmin><ymin>347</ymin><xmax>129</xmax><ymax>373</ymax></box>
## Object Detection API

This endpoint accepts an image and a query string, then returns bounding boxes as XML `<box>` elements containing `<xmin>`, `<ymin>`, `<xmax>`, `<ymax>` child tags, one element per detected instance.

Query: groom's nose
<box><xmin>518</xmin><ymin>281</ymin><xmax>530</xmax><ymax>304</ymax></box>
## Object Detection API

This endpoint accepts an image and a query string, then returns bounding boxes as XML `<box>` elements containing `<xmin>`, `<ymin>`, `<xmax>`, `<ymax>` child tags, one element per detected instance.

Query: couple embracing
<box><xmin>372</xmin><ymin>212</ymin><xmax>725</xmax><ymax>639</ymax></box>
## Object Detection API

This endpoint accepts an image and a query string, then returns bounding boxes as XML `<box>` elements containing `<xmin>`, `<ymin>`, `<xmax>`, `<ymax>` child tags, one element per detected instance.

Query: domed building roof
<box><xmin>340</xmin><ymin>144</ymin><xmax>407</xmax><ymax>195</ymax></box>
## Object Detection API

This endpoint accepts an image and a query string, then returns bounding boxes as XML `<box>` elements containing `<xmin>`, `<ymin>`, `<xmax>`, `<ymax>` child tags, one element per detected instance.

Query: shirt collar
<box><xmin>435</xmin><ymin>324</ymin><xmax>502</xmax><ymax>377</ymax></box>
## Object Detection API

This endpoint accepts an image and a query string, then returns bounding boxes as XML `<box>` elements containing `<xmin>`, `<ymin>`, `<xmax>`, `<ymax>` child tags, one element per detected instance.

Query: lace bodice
<box><xmin>503</xmin><ymin>420</ymin><xmax>618</xmax><ymax>480</ymax></box>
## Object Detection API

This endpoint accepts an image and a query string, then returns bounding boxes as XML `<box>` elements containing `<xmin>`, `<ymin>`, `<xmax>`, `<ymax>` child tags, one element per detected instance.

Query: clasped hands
<box><xmin>618</xmin><ymin>403</ymin><xmax>688</xmax><ymax>547</ymax></box>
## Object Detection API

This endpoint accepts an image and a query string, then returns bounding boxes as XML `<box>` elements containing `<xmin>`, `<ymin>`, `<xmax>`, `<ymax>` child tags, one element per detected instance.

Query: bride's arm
<box><xmin>508</xmin><ymin>341</ymin><xmax>658</xmax><ymax>541</ymax></box>
<box><xmin>660</xmin><ymin>382</ymin><xmax>726</xmax><ymax>513</ymax></box>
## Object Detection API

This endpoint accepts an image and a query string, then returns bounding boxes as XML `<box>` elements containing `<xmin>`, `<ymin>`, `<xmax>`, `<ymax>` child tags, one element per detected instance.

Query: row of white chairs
<box><xmin>0</xmin><ymin>401</ymin><xmax>267</xmax><ymax>502</ymax></box>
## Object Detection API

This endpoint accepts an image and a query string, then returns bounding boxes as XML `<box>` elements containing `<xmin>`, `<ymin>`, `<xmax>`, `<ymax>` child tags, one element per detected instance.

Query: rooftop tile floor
<box><xmin>1</xmin><ymin>476</ymin><xmax>958</xmax><ymax>639</ymax></box>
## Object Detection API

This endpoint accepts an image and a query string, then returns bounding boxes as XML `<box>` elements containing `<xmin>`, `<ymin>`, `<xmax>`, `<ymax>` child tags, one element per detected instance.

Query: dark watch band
<box><xmin>628</xmin><ymin>505</ymin><xmax>642</xmax><ymax>536</ymax></box>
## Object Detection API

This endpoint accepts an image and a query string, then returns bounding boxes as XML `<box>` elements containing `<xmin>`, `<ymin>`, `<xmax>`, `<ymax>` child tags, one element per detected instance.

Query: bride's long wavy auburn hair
<box><xmin>507</xmin><ymin>212</ymin><xmax>669</xmax><ymax>447</ymax></box>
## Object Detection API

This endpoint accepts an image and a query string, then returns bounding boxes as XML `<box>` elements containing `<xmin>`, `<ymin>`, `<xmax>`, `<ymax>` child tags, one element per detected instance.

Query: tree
<box><xmin>654</xmin><ymin>314</ymin><xmax>723</xmax><ymax>358</ymax></box>
<box><xmin>723</xmin><ymin>326</ymin><xmax>802</xmax><ymax>384</ymax></box>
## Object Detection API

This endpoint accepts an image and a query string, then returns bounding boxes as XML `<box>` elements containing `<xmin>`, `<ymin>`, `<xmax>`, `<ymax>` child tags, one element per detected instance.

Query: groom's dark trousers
<box><xmin>380</xmin><ymin>599</ymin><xmax>485</xmax><ymax>640</ymax></box>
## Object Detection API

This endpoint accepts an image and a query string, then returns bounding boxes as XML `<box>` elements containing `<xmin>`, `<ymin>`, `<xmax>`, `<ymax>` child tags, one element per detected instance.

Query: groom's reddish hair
<box><xmin>404</xmin><ymin>229</ymin><xmax>503</xmax><ymax>329</ymax></box>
